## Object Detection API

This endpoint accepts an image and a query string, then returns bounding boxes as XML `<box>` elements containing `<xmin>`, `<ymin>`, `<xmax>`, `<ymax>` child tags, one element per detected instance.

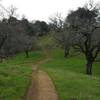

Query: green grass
<box><xmin>0</xmin><ymin>51</ymin><xmax>45</xmax><ymax>100</ymax></box>
<box><xmin>0</xmin><ymin>46</ymin><xmax>100</xmax><ymax>100</ymax></box>
<box><xmin>39</xmin><ymin>49</ymin><xmax>100</xmax><ymax>100</ymax></box>
<box><xmin>5</xmin><ymin>51</ymin><xmax>45</xmax><ymax>65</ymax></box>
<box><xmin>38</xmin><ymin>33</ymin><xmax>56</xmax><ymax>49</ymax></box>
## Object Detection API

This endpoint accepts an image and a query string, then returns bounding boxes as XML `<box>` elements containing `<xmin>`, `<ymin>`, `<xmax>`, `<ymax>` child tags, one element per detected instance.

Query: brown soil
<box><xmin>26</xmin><ymin>59</ymin><xmax>59</xmax><ymax>100</ymax></box>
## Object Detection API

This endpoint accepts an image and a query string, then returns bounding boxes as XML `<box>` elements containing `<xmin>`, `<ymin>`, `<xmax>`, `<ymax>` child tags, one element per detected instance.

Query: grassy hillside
<box><xmin>0</xmin><ymin>51</ymin><xmax>45</xmax><ymax>100</ymax></box>
<box><xmin>0</xmin><ymin>33</ymin><xmax>100</xmax><ymax>100</ymax></box>
<box><xmin>39</xmin><ymin>49</ymin><xmax>100</xmax><ymax>100</ymax></box>
<box><xmin>37</xmin><ymin>33</ymin><xmax>57</xmax><ymax>49</ymax></box>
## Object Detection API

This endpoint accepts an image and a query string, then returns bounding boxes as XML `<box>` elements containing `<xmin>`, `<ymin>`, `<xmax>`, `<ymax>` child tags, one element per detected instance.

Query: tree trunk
<box><xmin>86</xmin><ymin>61</ymin><xmax>93</xmax><ymax>75</ymax></box>
<box><xmin>64</xmin><ymin>47</ymin><xmax>69</xmax><ymax>58</ymax></box>
<box><xmin>25</xmin><ymin>50</ymin><xmax>29</xmax><ymax>58</ymax></box>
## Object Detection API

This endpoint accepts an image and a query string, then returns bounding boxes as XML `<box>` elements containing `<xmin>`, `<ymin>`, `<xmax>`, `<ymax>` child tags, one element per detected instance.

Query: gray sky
<box><xmin>0</xmin><ymin>0</ymin><xmax>99</xmax><ymax>21</ymax></box>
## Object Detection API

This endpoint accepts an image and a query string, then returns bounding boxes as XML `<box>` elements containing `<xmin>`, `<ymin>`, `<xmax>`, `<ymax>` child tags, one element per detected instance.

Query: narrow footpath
<box><xmin>26</xmin><ymin>59</ymin><xmax>59</xmax><ymax>100</ymax></box>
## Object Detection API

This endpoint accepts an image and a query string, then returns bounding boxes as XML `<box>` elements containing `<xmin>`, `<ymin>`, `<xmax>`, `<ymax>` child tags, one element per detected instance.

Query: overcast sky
<box><xmin>0</xmin><ymin>0</ymin><xmax>99</xmax><ymax>22</ymax></box>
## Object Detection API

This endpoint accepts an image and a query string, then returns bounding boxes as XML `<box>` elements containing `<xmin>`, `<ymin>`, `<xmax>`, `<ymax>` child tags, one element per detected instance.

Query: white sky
<box><xmin>0</xmin><ymin>0</ymin><xmax>100</xmax><ymax>22</ymax></box>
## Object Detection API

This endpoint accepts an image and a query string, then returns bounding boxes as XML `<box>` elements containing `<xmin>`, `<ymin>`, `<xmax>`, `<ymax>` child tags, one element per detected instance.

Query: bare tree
<box><xmin>7</xmin><ymin>5</ymin><xmax>18</xmax><ymax>17</ymax></box>
<box><xmin>55</xmin><ymin>32</ymin><xmax>72</xmax><ymax>57</ymax></box>
<box><xmin>0</xmin><ymin>23</ymin><xmax>8</xmax><ymax>50</ymax></box>
<box><xmin>64</xmin><ymin>1</ymin><xmax>100</xmax><ymax>75</ymax></box>
<box><xmin>0</xmin><ymin>4</ymin><xmax>36</xmax><ymax>58</ymax></box>
<box><xmin>49</xmin><ymin>13</ymin><xmax>64</xmax><ymax>32</ymax></box>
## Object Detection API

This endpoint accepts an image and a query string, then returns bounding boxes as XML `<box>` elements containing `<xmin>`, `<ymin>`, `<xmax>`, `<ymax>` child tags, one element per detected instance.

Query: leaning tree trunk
<box><xmin>86</xmin><ymin>60</ymin><xmax>93</xmax><ymax>75</ymax></box>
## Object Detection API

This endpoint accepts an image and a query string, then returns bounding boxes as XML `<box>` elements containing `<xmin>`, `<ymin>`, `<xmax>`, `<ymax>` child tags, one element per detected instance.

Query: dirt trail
<box><xmin>26</xmin><ymin>59</ymin><xmax>59</xmax><ymax>100</ymax></box>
